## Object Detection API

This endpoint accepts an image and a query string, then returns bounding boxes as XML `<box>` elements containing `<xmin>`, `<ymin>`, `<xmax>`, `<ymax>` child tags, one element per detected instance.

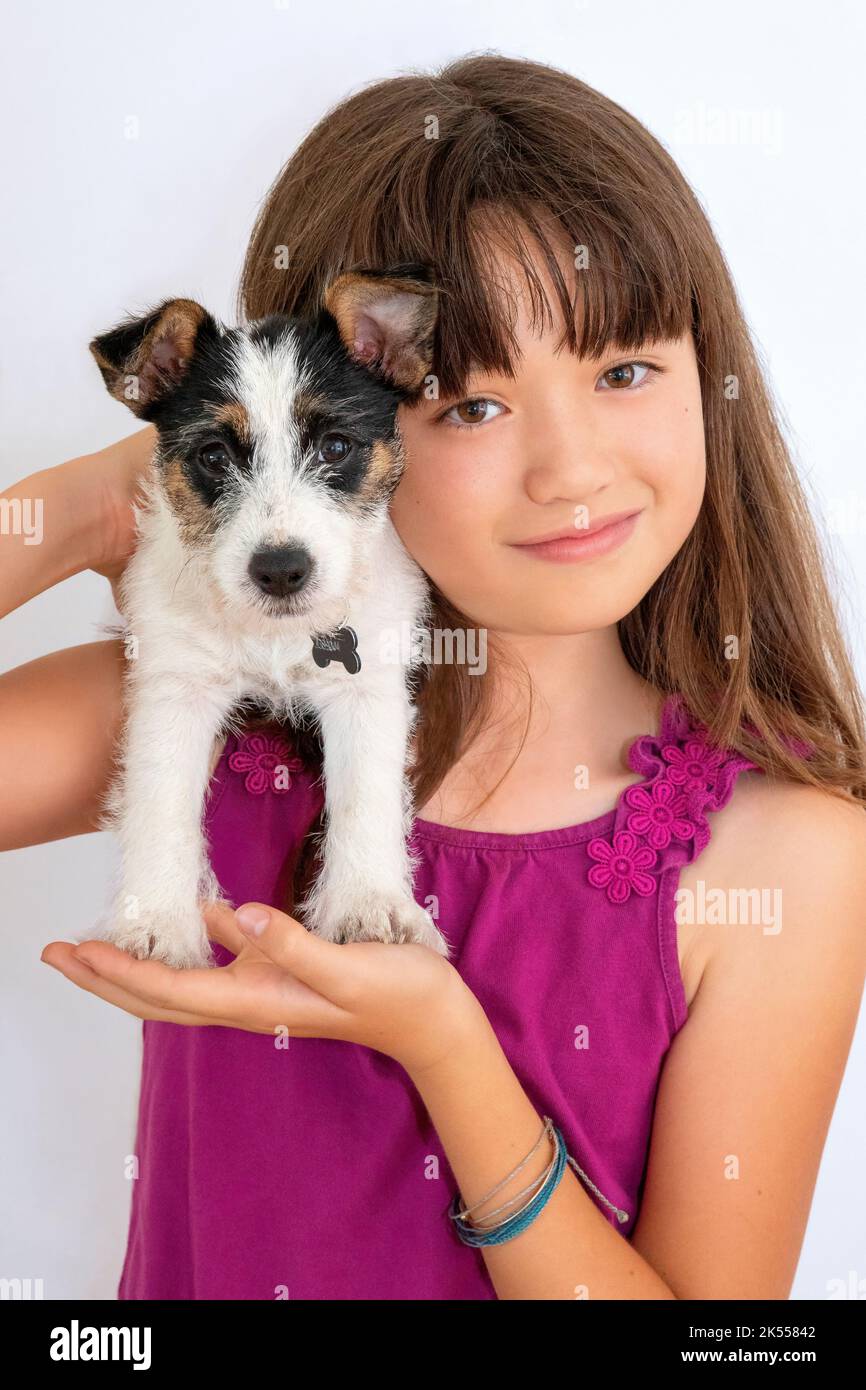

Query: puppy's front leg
<box><xmin>297</xmin><ymin>680</ymin><xmax>450</xmax><ymax>957</ymax></box>
<box><xmin>100</xmin><ymin>678</ymin><xmax>235</xmax><ymax>969</ymax></box>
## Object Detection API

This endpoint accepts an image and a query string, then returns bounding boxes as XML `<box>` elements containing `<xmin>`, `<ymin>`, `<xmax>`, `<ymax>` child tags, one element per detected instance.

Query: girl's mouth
<box><xmin>509</xmin><ymin>509</ymin><xmax>643</xmax><ymax>563</ymax></box>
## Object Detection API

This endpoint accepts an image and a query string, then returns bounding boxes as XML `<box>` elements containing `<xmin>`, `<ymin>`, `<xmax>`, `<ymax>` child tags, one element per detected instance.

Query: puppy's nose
<box><xmin>247</xmin><ymin>545</ymin><xmax>313</xmax><ymax>599</ymax></box>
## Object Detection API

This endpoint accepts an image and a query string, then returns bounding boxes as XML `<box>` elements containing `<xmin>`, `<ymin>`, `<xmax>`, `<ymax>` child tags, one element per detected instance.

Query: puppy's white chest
<box><xmin>244</xmin><ymin>632</ymin><xmax>315</xmax><ymax>690</ymax></box>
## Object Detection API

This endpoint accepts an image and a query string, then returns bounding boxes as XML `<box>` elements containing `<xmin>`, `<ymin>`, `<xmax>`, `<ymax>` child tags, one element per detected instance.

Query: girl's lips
<box><xmin>509</xmin><ymin>510</ymin><xmax>642</xmax><ymax>563</ymax></box>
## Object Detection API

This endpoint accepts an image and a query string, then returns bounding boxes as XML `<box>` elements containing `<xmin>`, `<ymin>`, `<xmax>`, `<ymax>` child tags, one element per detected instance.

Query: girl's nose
<box><xmin>520</xmin><ymin>407</ymin><xmax>616</xmax><ymax>505</ymax></box>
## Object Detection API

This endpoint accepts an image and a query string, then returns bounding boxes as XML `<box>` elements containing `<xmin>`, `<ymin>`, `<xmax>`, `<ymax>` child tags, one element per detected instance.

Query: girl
<box><xmin>4</xmin><ymin>53</ymin><xmax>866</xmax><ymax>1301</ymax></box>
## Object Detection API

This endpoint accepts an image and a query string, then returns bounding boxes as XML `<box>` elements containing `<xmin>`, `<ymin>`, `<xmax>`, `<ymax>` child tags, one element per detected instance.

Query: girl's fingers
<box><xmin>233</xmin><ymin>902</ymin><xmax>359</xmax><ymax>1003</ymax></box>
<box><xmin>49</xmin><ymin>932</ymin><xmax>352</xmax><ymax>1037</ymax></box>
<box><xmin>42</xmin><ymin>922</ymin><xmax>250</xmax><ymax>1023</ymax></box>
<box><xmin>202</xmin><ymin>899</ymin><xmax>259</xmax><ymax>957</ymax></box>
<box><xmin>41</xmin><ymin>944</ymin><xmax>224</xmax><ymax>1027</ymax></box>
<box><xmin>49</xmin><ymin>939</ymin><xmax>245</xmax><ymax>1020</ymax></box>
<box><xmin>41</xmin><ymin>905</ymin><xmax>364</xmax><ymax>1040</ymax></box>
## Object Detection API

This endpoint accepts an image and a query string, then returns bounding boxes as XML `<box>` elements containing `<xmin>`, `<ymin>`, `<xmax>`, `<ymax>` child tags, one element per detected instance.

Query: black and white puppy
<box><xmin>89</xmin><ymin>268</ymin><xmax>449</xmax><ymax>967</ymax></box>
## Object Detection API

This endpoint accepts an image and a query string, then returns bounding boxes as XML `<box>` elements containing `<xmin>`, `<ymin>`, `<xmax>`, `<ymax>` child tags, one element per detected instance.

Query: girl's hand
<box><xmin>75</xmin><ymin>425</ymin><xmax>157</xmax><ymax>612</ymax></box>
<box><xmin>40</xmin><ymin>901</ymin><xmax>482</xmax><ymax>1077</ymax></box>
<box><xmin>0</xmin><ymin>424</ymin><xmax>157</xmax><ymax>619</ymax></box>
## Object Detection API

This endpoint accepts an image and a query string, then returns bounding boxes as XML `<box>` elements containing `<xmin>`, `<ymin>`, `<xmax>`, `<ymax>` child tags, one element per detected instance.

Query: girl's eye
<box><xmin>440</xmin><ymin>397</ymin><xmax>506</xmax><ymax>431</ymax></box>
<box><xmin>596</xmin><ymin>360</ymin><xmax>660</xmax><ymax>391</ymax></box>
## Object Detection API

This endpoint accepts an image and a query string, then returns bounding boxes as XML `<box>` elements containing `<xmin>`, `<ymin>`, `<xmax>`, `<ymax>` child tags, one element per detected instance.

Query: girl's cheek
<box><xmin>390</xmin><ymin>470</ymin><xmax>481</xmax><ymax>580</ymax></box>
<box><xmin>633</xmin><ymin>397</ymin><xmax>706</xmax><ymax>488</ymax></box>
<box><xmin>645</xmin><ymin>438</ymin><xmax>707</xmax><ymax>549</ymax></box>
<box><xmin>394</xmin><ymin>442</ymin><xmax>503</xmax><ymax>533</ymax></box>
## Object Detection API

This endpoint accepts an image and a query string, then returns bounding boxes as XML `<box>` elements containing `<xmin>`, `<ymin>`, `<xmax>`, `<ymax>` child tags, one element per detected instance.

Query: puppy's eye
<box><xmin>317</xmin><ymin>433</ymin><xmax>354</xmax><ymax>466</ymax></box>
<box><xmin>197</xmin><ymin>440</ymin><xmax>234</xmax><ymax>477</ymax></box>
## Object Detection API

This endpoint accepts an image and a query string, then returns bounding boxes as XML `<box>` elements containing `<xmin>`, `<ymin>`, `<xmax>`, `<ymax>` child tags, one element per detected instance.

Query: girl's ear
<box><xmin>322</xmin><ymin>266</ymin><xmax>439</xmax><ymax>394</ymax></box>
<box><xmin>89</xmin><ymin>297</ymin><xmax>219</xmax><ymax>417</ymax></box>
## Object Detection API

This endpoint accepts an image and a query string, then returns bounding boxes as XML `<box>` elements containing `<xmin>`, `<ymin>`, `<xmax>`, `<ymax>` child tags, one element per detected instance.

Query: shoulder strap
<box><xmin>628</xmin><ymin>692</ymin><xmax>763</xmax><ymax>858</ymax></box>
<box><xmin>585</xmin><ymin>694</ymin><xmax>762</xmax><ymax>903</ymax></box>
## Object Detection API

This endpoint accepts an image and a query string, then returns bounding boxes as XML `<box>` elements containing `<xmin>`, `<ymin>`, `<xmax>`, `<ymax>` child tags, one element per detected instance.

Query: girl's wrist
<box><xmin>403</xmin><ymin>973</ymin><xmax>493</xmax><ymax>1083</ymax></box>
<box><xmin>53</xmin><ymin>453</ymin><xmax>115</xmax><ymax>576</ymax></box>
<box><xmin>28</xmin><ymin>459</ymin><xmax>102</xmax><ymax>573</ymax></box>
<box><xmin>0</xmin><ymin>458</ymin><xmax>101</xmax><ymax>616</ymax></box>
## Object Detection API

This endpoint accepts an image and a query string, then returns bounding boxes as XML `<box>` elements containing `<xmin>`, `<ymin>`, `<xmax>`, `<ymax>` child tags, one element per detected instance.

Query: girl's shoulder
<box><xmin>687</xmin><ymin>772</ymin><xmax>866</xmax><ymax>902</ymax></box>
<box><xmin>677</xmin><ymin>771</ymin><xmax>866</xmax><ymax>1010</ymax></box>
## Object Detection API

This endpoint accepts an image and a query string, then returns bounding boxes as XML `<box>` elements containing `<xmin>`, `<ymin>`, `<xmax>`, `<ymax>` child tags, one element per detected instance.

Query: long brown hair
<box><xmin>236</xmin><ymin>52</ymin><xmax>866</xmax><ymax>828</ymax></box>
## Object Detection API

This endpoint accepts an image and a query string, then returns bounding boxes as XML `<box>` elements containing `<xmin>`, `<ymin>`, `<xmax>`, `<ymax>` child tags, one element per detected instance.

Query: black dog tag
<box><xmin>311</xmin><ymin>625</ymin><xmax>362</xmax><ymax>674</ymax></box>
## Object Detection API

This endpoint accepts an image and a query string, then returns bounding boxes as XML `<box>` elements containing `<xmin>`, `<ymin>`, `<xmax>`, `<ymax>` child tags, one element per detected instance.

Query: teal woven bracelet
<box><xmin>448</xmin><ymin>1124</ymin><xmax>568</xmax><ymax>1247</ymax></box>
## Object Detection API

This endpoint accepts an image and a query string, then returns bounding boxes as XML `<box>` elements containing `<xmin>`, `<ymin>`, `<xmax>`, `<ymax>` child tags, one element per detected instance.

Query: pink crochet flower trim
<box><xmin>586</xmin><ymin>829</ymin><xmax>659</xmax><ymax>904</ymax></box>
<box><xmin>228</xmin><ymin>733</ymin><xmax>304</xmax><ymax>796</ymax></box>
<box><xmin>586</xmin><ymin>695</ymin><xmax>760</xmax><ymax>905</ymax></box>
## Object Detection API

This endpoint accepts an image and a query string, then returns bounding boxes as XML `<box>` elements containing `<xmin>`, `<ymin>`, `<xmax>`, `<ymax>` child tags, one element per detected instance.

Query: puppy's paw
<box><xmin>94</xmin><ymin>902</ymin><xmax>216</xmax><ymax>970</ymax></box>
<box><xmin>303</xmin><ymin>886</ymin><xmax>451</xmax><ymax>958</ymax></box>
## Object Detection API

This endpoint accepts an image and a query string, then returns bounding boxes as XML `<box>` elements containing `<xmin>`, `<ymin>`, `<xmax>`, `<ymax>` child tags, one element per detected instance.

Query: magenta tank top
<box><xmin>117</xmin><ymin>691</ymin><xmax>760</xmax><ymax>1300</ymax></box>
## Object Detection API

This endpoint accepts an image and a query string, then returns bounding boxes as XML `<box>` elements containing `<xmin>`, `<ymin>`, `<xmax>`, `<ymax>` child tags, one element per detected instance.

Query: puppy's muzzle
<box><xmin>248</xmin><ymin>544</ymin><xmax>314</xmax><ymax>600</ymax></box>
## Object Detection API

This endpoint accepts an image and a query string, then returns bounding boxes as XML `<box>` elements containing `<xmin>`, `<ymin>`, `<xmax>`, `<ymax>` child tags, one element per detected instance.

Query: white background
<box><xmin>1</xmin><ymin>0</ymin><xmax>864</xmax><ymax>1300</ymax></box>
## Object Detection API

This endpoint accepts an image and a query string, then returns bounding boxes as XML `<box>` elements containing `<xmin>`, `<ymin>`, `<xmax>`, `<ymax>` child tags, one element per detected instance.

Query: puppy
<box><xmin>88</xmin><ymin>267</ymin><xmax>449</xmax><ymax>967</ymax></box>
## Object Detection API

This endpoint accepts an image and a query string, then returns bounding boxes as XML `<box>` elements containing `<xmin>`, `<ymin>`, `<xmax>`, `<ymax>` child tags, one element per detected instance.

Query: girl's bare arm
<box><xmin>408</xmin><ymin>781</ymin><xmax>866</xmax><ymax>1299</ymax></box>
<box><xmin>0</xmin><ymin>428</ymin><xmax>155</xmax><ymax>849</ymax></box>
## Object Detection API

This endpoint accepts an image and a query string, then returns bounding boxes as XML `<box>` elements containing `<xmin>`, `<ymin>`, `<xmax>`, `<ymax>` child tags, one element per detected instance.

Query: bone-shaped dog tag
<box><xmin>311</xmin><ymin>625</ymin><xmax>362</xmax><ymax>674</ymax></box>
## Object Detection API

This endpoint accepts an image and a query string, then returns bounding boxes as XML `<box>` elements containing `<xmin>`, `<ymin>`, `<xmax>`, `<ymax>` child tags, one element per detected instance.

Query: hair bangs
<box><xmin>418</xmin><ymin>197</ymin><xmax>696</xmax><ymax>401</ymax></box>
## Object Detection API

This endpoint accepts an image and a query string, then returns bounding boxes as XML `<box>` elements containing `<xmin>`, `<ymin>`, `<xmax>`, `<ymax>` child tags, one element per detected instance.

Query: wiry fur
<box><xmin>90</xmin><ymin>271</ymin><xmax>448</xmax><ymax>967</ymax></box>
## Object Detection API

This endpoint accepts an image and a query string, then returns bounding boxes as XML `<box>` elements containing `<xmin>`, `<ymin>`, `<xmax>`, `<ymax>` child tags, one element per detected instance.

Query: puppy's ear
<box><xmin>89</xmin><ymin>297</ymin><xmax>218</xmax><ymax>417</ymax></box>
<box><xmin>322</xmin><ymin>266</ymin><xmax>439</xmax><ymax>394</ymax></box>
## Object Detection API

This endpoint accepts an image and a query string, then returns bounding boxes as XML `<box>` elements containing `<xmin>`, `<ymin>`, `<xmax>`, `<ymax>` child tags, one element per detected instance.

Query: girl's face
<box><xmin>390</xmin><ymin>259</ymin><xmax>706</xmax><ymax>638</ymax></box>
